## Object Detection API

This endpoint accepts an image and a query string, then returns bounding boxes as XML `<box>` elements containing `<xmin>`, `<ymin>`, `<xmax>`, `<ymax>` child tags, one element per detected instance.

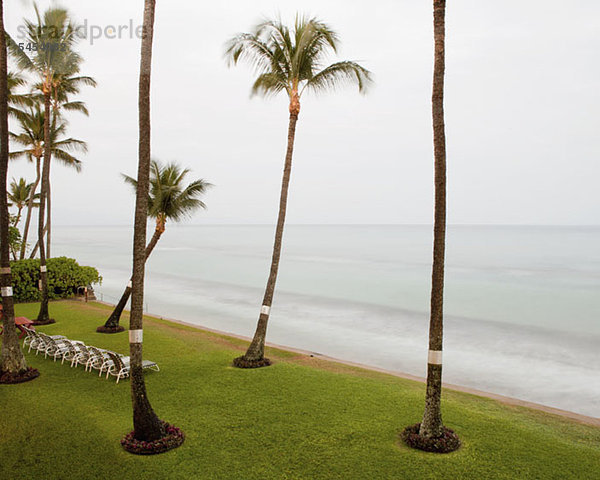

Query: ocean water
<box><xmin>53</xmin><ymin>225</ymin><xmax>600</xmax><ymax>417</ymax></box>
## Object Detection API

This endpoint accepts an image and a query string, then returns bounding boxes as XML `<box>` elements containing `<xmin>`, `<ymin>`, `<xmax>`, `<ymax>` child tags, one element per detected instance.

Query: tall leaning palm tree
<box><xmin>123</xmin><ymin>0</ymin><xmax>183</xmax><ymax>448</ymax></box>
<box><xmin>225</xmin><ymin>16</ymin><xmax>372</xmax><ymax>368</ymax></box>
<box><xmin>98</xmin><ymin>160</ymin><xmax>210</xmax><ymax>333</ymax></box>
<box><xmin>0</xmin><ymin>0</ymin><xmax>38</xmax><ymax>384</ymax></box>
<box><xmin>8</xmin><ymin>5</ymin><xmax>84</xmax><ymax>324</ymax></box>
<box><xmin>402</xmin><ymin>0</ymin><xmax>460</xmax><ymax>453</ymax></box>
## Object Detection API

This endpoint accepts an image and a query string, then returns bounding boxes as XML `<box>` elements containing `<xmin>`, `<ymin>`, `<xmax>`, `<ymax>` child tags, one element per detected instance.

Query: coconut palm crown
<box><xmin>225</xmin><ymin>15</ymin><xmax>372</xmax><ymax>113</ymax></box>
<box><xmin>8</xmin><ymin>5</ymin><xmax>82</xmax><ymax>88</ymax></box>
<box><xmin>122</xmin><ymin>159</ymin><xmax>211</xmax><ymax>230</ymax></box>
<box><xmin>10</xmin><ymin>105</ymin><xmax>87</xmax><ymax>170</ymax></box>
<box><xmin>7</xmin><ymin>177</ymin><xmax>39</xmax><ymax>226</ymax></box>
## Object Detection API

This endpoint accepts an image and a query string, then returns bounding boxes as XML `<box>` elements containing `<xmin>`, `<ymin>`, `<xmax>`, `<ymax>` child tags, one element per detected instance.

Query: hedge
<box><xmin>9</xmin><ymin>257</ymin><xmax>102</xmax><ymax>303</ymax></box>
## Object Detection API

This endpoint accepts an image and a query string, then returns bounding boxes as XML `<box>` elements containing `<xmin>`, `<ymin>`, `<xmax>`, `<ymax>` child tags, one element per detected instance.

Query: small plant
<box><xmin>121</xmin><ymin>422</ymin><xmax>185</xmax><ymax>455</ymax></box>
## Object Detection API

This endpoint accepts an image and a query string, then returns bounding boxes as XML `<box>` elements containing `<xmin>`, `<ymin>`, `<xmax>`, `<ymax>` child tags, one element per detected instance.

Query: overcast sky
<box><xmin>5</xmin><ymin>0</ymin><xmax>600</xmax><ymax>226</ymax></box>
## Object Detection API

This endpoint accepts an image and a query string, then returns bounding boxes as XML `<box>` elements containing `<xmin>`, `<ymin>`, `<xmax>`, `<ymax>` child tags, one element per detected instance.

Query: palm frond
<box><xmin>52</xmin><ymin>137</ymin><xmax>88</xmax><ymax>153</ymax></box>
<box><xmin>121</xmin><ymin>173</ymin><xmax>138</xmax><ymax>190</ymax></box>
<box><xmin>304</xmin><ymin>61</ymin><xmax>373</xmax><ymax>95</ymax></box>
<box><xmin>9</xmin><ymin>150</ymin><xmax>32</xmax><ymax>160</ymax></box>
<box><xmin>51</xmin><ymin>148</ymin><xmax>83</xmax><ymax>172</ymax></box>
<box><xmin>251</xmin><ymin>73</ymin><xmax>288</xmax><ymax>98</ymax></box>
<box><xmin>224</xmin><ymin>33</ymin><xmax>277</xmax><ymax>74</ymax></box>
<box><xmin>60</xmin><ymin>101</ymin><xmax>89</xmax><ymax>116</ymax></box>
<box><xmin>6</xmin><ymin>35</ymin><xmax>35</xmax><ymax>72</ymax></box>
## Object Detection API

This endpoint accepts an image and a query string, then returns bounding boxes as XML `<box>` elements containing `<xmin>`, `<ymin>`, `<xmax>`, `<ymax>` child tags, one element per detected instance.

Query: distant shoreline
<box><xmin>92</xmin><ymin>299</ymin><xmax>600</xmax><ymax>427</ymax></box>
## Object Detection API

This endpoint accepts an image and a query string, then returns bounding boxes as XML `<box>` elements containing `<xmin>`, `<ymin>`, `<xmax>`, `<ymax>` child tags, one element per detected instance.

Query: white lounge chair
<box><xmin>41</xmin><ymin>334</ymin><xmax>74</xmax><ymax>361</ymax></box>
<box><xmin>85</xmin><ymin>346</ymin><xmax>112</xmax><ymax>373</ymax></box>
<box><xmin>103</xmin><ymin>351</ymin><xmax>159</xmax><ymax>384</ymax></box>
<box><xmin>27</xmin><ymin>330</ymin><xmax>66</xmax><ymax>354</ymax></box>
<box><xmin>59</xmin><ymin>340</ymin><xmax>87</xmax><ymax>365</ymax></box>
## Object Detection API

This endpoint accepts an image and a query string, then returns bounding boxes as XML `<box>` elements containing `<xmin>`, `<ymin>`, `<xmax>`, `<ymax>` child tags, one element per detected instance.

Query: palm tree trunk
<box><xmin>129</xmin><ymin>0</ymin><xmax>164</xmax><ymax>442</ymax></box>
<box><xmin>419</xmin><ymin>0</ymin><xmax>447</xmax><ymax>439</ymax></box>
<box><xmin>0</xmin><ymin>0</ymin><xmax>30</xmax><ymax>379</ymax></box>
<box><xmin>28</xmin><ymin>223</ymin><xmax>47</xmax><ymax>259</ymax></box>
<box><xmin>46</xmin><ymin>104</ymin><xmax>60</xmax><ymax>261</ymax></box>
<box><xmin>20</xmin><ymin>156</ymin><xmax>41</xmax><ymax>259</ymax></box>
<box><xmin>36</xmin><ymin>90</ymin><xmax>52</xmax><ymax>324</ymax></box>
<box><xmin>238</xmin><ymin>111</ymin><xmax>299</xmax><ymax>365</ymax></box>
<box><xmin>45</xmin><ymin>163</ymin><xmax>51</xmax><ymax>259</ymax></box>
<box><xmin>102</xmin><ymin>227</ymin><xmax>163</xmax><ymax>331</ymax></box>
<box><xmin>13</xmin><ymin>205</ymin><xmax>23</xmax><ymax>227</ymax></box>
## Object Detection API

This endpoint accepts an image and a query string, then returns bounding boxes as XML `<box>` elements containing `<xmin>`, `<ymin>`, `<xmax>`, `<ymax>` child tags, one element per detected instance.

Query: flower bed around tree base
<box><xmin>232</xmin><ymin>355</ymin><xmax>272</xmax><ymax>369</ymax></box>
<box><xmin>0</xmin><ymin>367</ymin><xmax>40</xmax><ymax>384</ymax></box>
<box><xmin>96</xmin><ymin>325</ymin><xmax>125</xmax><ymax>334</ymax></box>
<box><xmin>121</xmin><ymin>422</ymin><xmax>185</xmax><ymax>455</ymax></box>
<box><xmin>400</xmin><ymin>423</ymin><xmax>461</xmax><ymax>453</ymax></box>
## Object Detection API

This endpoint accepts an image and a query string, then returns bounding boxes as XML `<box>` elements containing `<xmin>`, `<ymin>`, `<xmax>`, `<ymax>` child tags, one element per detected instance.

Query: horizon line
<box><xmin>53</xmin><ymin>223</ymin><xmax>600</xmax><ymax>228</ymax></box>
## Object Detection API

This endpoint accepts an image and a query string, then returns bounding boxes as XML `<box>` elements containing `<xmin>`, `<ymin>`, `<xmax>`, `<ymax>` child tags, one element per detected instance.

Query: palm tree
<box><xmin>10</xmin><ymin>105</ymin><xmax>86</xmax><ymax>259</ymax></box>
<box><xmin>0</xmin><ymin>0</ymin><xmax>37</xmax><ymax>384</ymax></box>
<box><xmin>419</xmin><ymin>0</ymin><xmax>448</xmax><ymax>440</ymax></box>
<box><xmin>126</xmin><ymin>0</ymin><xmax>171</xmax><ymax>444</ymax></box>
<box><xmin>225</xmin><ymin>15</ymin><xmax>372</xmax><ymax>368</ymax></box>
<box><xmin>28</xmin><ymin>117</ymin><xmax>86</xmax><ymax>260</ymax></box>
<box><xmin>8</xmin><ymin>106</ymin><xmax>43</xmax><ymax>259</ymax></box>
<box><xmin>98</xmin><ymin>160</ymin><xmax>211</xmax><ymax>333</ymax></box>
<box><xmin>7</xmin><ymin>177</ymin><xmax>39</xmax><ymax>227</ymax></box>
<box><xmin>39</xmin><ymin>72</ymin><xmax>96</xmax><ymax>258</ymax></box>
<box><xmin>402</xmin><ymin>0</ymin><xmax>459</xmax><ymax>452</ymax></box>
<box><xmin>8</xmin><ymin>5</ymin><xmax>85</xmax><ymax>324</ymax></box>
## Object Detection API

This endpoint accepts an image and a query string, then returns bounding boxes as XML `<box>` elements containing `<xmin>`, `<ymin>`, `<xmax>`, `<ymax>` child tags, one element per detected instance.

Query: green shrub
<box><xmin>9</xmin><ymin>257</ymin><xmax>102</xmax><ymax>303</ymax></box>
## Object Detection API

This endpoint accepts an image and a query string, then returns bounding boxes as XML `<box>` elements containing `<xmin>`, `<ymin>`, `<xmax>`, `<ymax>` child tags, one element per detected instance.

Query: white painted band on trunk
<box><xmin>0</xmin><ymin>267</ymin><xmax>11</xmax><ymax>274</ymax></box>
<box><xmin>1</xmin><ymin>286</ymin><xmax>13</xmax><ymax>297</ymax></box>
<box><xmin>40</xmin><ymin>265</ymin><xmax>47</xmax><ymax>273</ymax></box>
<box><xmin>428</xmin><ymin>350</ymin><xmax>443</xmax><ymax>365</ymax></box>
<box><xmin>129</xmin><ymin>329</ymin><xmax>143</xmax><ymax>343</ymax></box>
<box><xmin>127</xmin><ymin>281</ymin><xmax>132</xmax><ymax>288</ymax></box>
<box><xmin>260</xmin><ymin>305</ymin><xmax>270</xmax><ymax>315</ymax></box>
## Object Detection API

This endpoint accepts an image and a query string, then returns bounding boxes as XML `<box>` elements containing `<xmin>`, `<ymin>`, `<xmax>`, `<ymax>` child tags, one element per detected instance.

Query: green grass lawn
<box><xmin>1</xmin><ymin>301</ymin><xmax>599</xmax><ymax>480</ymax></box>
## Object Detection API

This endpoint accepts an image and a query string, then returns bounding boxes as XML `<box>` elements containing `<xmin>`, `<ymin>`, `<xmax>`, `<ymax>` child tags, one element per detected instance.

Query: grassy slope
<box><xmin>1</xmin><ymin>301</ymin><xmax>598</xmax><ymax>480</ymax></box>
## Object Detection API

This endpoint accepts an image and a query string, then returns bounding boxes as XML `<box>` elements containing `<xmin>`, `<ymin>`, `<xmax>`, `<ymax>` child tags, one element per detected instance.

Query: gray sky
<box><xmin>6</xmin><ymin>0</ymin><xmax>600</xmax><ymax>225</ymax></box>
